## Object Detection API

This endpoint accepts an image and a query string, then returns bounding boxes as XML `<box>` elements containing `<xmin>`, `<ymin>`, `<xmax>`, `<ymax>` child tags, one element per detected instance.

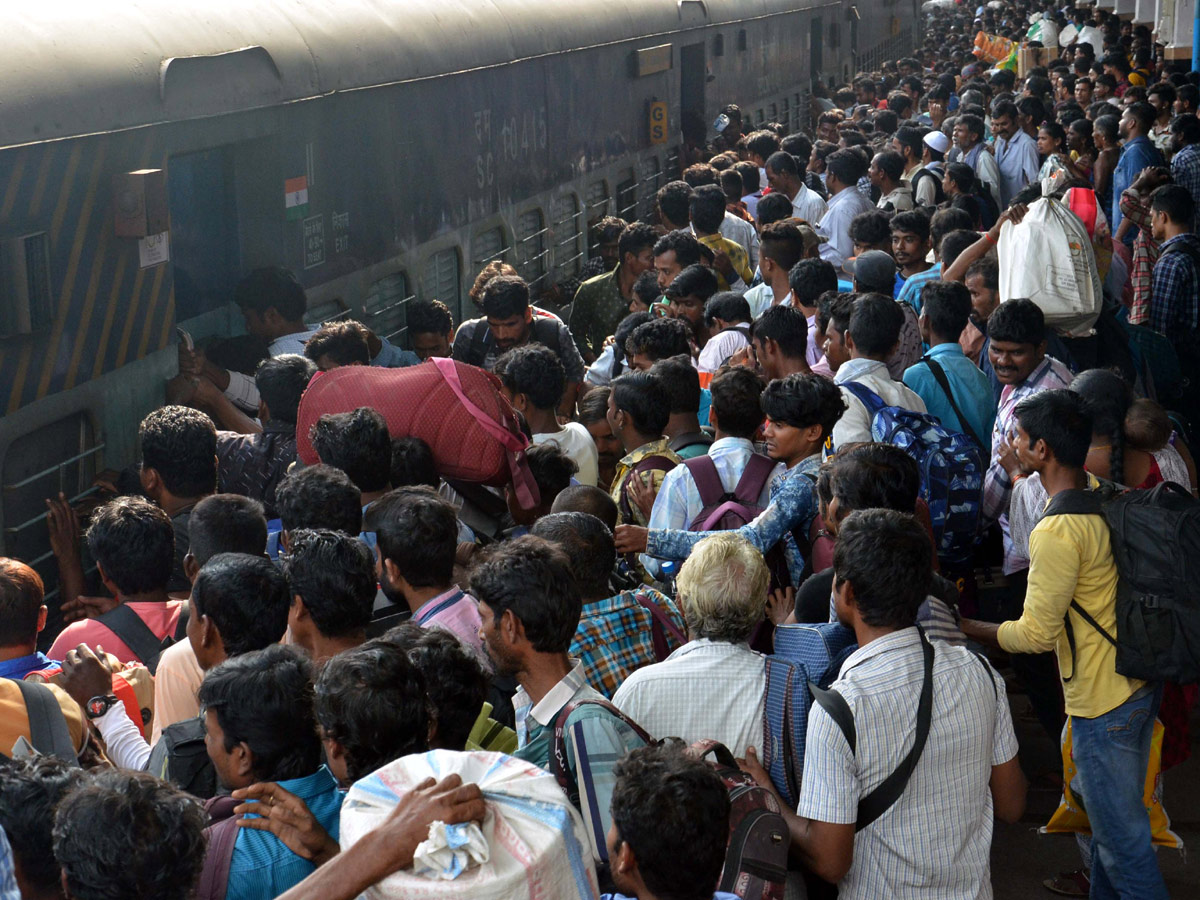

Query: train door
<box><xmin>680</xmin><ymin>43</ymin><xmax>706</xmax><ymax>127</ymax></box>
<box><xmin>168</xmin><ymin>147</ymin><xmax>242</xmax><ymax>323</ymax></box>
<box><xmin>810</xmin><ymin>17</ymin><xmax>824</xmax><ymax>82</ymax></box>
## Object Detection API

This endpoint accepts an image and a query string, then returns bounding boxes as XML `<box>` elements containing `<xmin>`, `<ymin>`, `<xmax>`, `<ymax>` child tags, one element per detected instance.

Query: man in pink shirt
<box><xmin>48</xmin><ymin>496</ymin><xmax>185</xmax><ymax>671</ymax></box>
<box><xmin>367</xmin><ymin>487</ymin><xmax>487</xmax><ymax>664</ymax></box>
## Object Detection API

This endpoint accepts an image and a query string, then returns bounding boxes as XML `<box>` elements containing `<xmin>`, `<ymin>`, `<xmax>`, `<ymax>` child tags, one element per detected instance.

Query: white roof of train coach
<box><xmin>0</xmin><ymin>0</ymin><xmax>820</xmax><ymax>150</ymax></box>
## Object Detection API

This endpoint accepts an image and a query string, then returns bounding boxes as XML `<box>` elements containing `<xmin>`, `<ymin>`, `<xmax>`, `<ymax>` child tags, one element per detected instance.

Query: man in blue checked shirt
<box><xmin>1148</xmin><ymin>184</ymin><xmax>1200</xmax><ymax>422</ymax></box>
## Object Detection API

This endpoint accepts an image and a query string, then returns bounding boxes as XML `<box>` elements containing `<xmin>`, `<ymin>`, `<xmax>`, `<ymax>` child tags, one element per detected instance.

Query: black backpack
<box><xmin>147</xmin><ymin>715</ymin><xmax>217</xmax><ymax>799</ymax></box>
<box><xmin>911</xmin><ymin>166</ymin><xmax>945</xmax><ymax>207</ymax></box>
<box><xmin>1043</xmin><ymin>481</ymin><xmax>1200</xmax><ymax>683</ymax></box>
<box><xmin>465</xmin><ymin>316</ymin><xmax>562</xmax><ymax>368</ymax></box>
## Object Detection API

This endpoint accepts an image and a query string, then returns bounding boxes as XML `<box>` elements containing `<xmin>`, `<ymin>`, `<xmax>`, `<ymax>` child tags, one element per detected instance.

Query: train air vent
<box><xmin>0</xmin><ymin>232</ymin><xmax>51</xmax><ymax>338</ymax></box>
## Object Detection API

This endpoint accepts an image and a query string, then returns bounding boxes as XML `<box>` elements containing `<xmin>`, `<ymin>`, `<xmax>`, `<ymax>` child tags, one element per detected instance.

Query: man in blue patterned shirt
<box><xmin>1148</xmin><ymin>184</ymin><xmax>1200</xmax><ymax>423</ymax></box>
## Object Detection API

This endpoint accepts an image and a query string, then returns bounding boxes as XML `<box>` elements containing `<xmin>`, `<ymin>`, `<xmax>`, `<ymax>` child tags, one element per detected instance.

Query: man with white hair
<box><xmin>612</xmin><ymin>533</ymin><xmax>768</xmax><ymax>757</ymax></box>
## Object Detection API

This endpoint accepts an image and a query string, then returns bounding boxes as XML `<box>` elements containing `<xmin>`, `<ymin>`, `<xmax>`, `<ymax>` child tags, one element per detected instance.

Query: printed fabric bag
<box><xmin>339</xmin><ymin>749</ymin><xmax>599</xmax><ymax>900</ymax></box>
<box><xmin>998</xmin><ymin>195</ymin><xmax>1102</xmax><ymax>338</ymax></box>
<box><xmin>1042</xmin><ymin>717</ymin><xmax>1183</xmax><ymax>850</ymax></box>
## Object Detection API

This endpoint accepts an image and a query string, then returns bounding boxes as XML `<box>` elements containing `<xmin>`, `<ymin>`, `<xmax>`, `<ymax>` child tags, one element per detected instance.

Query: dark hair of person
<box><xmin>704</xmin><ymin>291</ymin><xmax>752</xmax><ymax>328</ymax></box>
<box><xmin>653</xmin><ymin>229</ymin><xmax>704</xmax><ymax>268</ymax></box>
<box><xmin>139</xmin><ymin>406</ymin><xmax>218</xmax><ymax>498</ymax></box>
<box><xmin>498</xmin><ymin>343</ymin><xmax>566</xmax><ymax>411</ymax></box>
<box><xmin>1039</xmin><ymin>120</ymin><xmax>1067</xmax><ymax>150</ymax></box>
<box><xmin>525</xmin><ymin>442</ymin><xmax>577</xmax><ymax>507</ymax></box>
<box><xmin>939</xmin><ymin>229</ymin><xmax>980</xmax><ymax>268</ymax></box>
<box><xmin>1178</xmin><ymin>83</ymin><xmax>1200</xmax><ymax>110</ymax></box>
<box><xmin>1126</xmin><ymin>100</ymin><xmax>1157</xmax><ymax>134</ymax></box>
<box><xmin>957</xmin><ymin>113</ymin><xmax>985</xmax><ymax>142</ymax></box>
<box><xmin>756</xmin><ymin>192</ymin><xmax>794</xmax><ymax>227</ymax></box>
<box><xmin>379</xmin><ymin>624</ymin><xmax>489</xmax><ymax>750</ymax></box>
<box><xmin>610</xmin><ymin>741</ymin><xmax>731</xmax><ymax>900</ymax></box>
<box><xmin>390</xmin><ymin>436</ymin><xmax>439</xmax><ymax>489</ymax></box>
<box><xmin>633</xmin><ymin>270</ymin><xmax>662</xmax><ymax>306</ymax></box>
<box><xmin>788</xmin><ymin>258</ymin><xmax>839</xmax><ymax>309</ymax></box>
<box><xmin>593</xmin><ymin>216</ymin><xmax>630</xmax><ymax>246</ymax></box>
<box><xmin>929</xmin><ymin>207</ymin><xmax>974</xmax><ymax>251</ymax></box>
<box><xmin>613</xmin><ymin>312</ymin><xmax>653</xmax><ymax>373</ymax></box>
<box><xmin>872</xmin><ymin>150</ymin><xmax>905</xmax><ymax>182</ymax></box>
<box><xmin>649</xmin><ymin>355</ymin><xmax>701</xmax><ymax>416</ymax></box>
<box><xmin>407</xmin><ymin>298</ymin><xmax>454</xmax><ymax>337</ymax></box>
<box><xmin>761</xmin><ymin>373</ymin><xmax>848</xmax><ymax>440</ymax></box>
<box><xmin>0</xmin><ymin>756</ymin><xmax>84</xmax><ymax>895</ymax></box>
<box><xmin>689</xmin><ymin>185</ymin><xmax>728</xmax><ymax>233</ymax></box>
<box><xmin>681</xmin><ymin>163</ymin><xmax>720</xmax><ymax>188</ymax></box>
<box><xmin>1071</xmin><ymin>369</ymin><xmax>1135</xmax><ymax>485</ymax></box>
<box><xmin>281</xmin><ymin>529</ymin><xmax>376</xmax><ymax>637</ymax></box>
<box><xmin>746</xmin><ymin>129</ymin><xmax>782</xmax><ymax>160</ymax></box>
<box><xmin>751</xmin><ymin>304</ymin><xmax>810</xmax><ymax>359</ymax></box>
<box><xmin>303</xmin><ymin>320</ymin><xmax>371</xmax><ymax>367</ymax></box>
<box><xmin>965</xmin><ymin>256</ymin><xmax>999</xmax><ymax>291</ymax></box>
<box><xmin>234</xmin><ymin>266</ymin><xmax>307</xmax><ymax>321</ymax></box>
<box><xmin>190</xmin><ymin>553</ymin><xmax>292</xmax><ymax>656</ymax></box>
<box><xmin>709</xmin><ymin>366</ymin><xmax>766</xmax><ymax>438</ymax></box>
<box><xmin>759</xmin><ymin>221</ymin><xmax>805</xmax><ymax>272</ymax></box>
<box><xmin>187</xmin><ymin>494</ymin><xmax>267</xmax><ymax>566</ymax></box>
<box><xmin>367</xmin><ymin>485</ymin><xmax>458</xmax><ymax>587</ymax></box>
<box><xmin>625</xmin><ymin>317</ymin><xmax>691</xmax><ymax>362</ymax></box>
<box><xmin>619</xmin><ymin>223</ymin><xmax>661</xmax><ymax>263</ymax></box>
<box><xmin>890</xmin><ymin>209</ymin><xmax>931</xmax><ymax>243</ymax></box>
<box><xmin>531</xmin><ymin>512</ymin><xmax>614</xmax><ymax>600</ymax></box>
<box><xmin>988</xmin><ymin>298</ymin><xmax>1046</xmax><ymax>346</ymax></box>
<box><xmin>310</xmin><ymin>406</ymin><xmax>392</xmax><ymax>493</ymax></box>
<box><xmin>894</xmin><ymin>125</ymin><xmax>924</xmax><ymax>159</ymax></box>
<box><xmin>833</xmin><ymin>443</ymin><xmax>920</xmax><ymax>514</ymax></box>
<box><xmin>469</xmin><ymin>261</ymin><xmax>518</xmax><ymax>308</ymax></box>
<box><xmin>825</xmin><ymin>148</ymin><xmax>869</xmax><ymax>185</ymax></box>
<box><xmin>52</xmin><ymin>770</ymin><xmax>207</xmax><ymax>900</ymax></box>
<box><xmin>833</xmin><ymin>509</ymin><xmax>932</xmax><ymax>629</ymax></box>
<box><xmin>734</xmin><ymin>160</ymin><xmax>762</xmax><ymax>196</ymax></box>
<box><xmin>849</xmin><ymin>210</ymin><xmax>892</xmax><ymax>249</ymax></box>
<box><xmin>656</xmin><ymin>181</ymin><xmax>695</xmax><ymax>225</ymax></box>
<box><xmin>874</xmin><ymin>109</ymin><xmax>900</xmax><ymax>135</ymax></box>
<box><xmin>920</xmin><ymin>280</ymin><xmax>972</xmax><ymax>341</ymax></box>
<box><xmin>720</xmin><ymin>169</ymin><xmax>744</xmax><ymax>202</ymax></box>
<box><xmin>1170</xmin><ymin>113</ymin><xmax>1200</xmax><ymax>146</ymax></box>
<box><xmin>944</xmin><ymin>161</ymin><xmax>977</xmax><ymax>194</ymax></box>
<box><xmin>1015</xmin><ymin>388</ymin><xmax>1094</xmax><ymax>469</ymax></box>
<box><xmin>0</xmin><ymin>559</ymin><xmax>44</xmax><ymax>647</ymax></box>
<box><xmin>1150</xmin><ymin>183</ymin><xmax>1195</xmax><ymax>225</ymax></box>
<box><xmin>765</xmin><ymin>150</ymin><xmax>799</xmax><ymax>178</ymax></box>
<box><xmin>992</xmin><ymin>99</ymin><xmax>1020</xmax><ymax>121</ymax></box>
<box><xmin>470</xmin><ymin>535</ymin><xmax>581</xmax><ymax>653</ymax></box>
<box><xmin>847</xmin><ymin>292</ymin><xmax>903</xmax><ymax>356</ymax></box>
<box><xmin>550</xmin><ymin>484</ymin><xmax>620</xmax><ymax>533</ymax></box>
<box><xmin>255</xmin><ymin>354</ymin><xmax>316</xmax><ymax>425</ymax></box>
<box><xmin>85</xmin><ymin>497</ymin><xmax>174</xmax><ymax>596</ymax></box>
<box><xmin>198</xmin><ymin>645</ymin><xmax>321</xmax><ymax>782</ymax></box>
<box><xmin>275</xmin><ymin>464</ymin><xmax>362</xmax><ymax>535</ymax></box>
<box><xmin>314</xmin><ymin>640</ymin><xmax>430</xmax><ymax>782</ymax></box>
<box><xmin>481</xmin><ymin>274</ymin><xmax>531</xmax><ymax>319</ymax></box>
<box><xmin>576</xmin><ymin>385</ymin><xmax>611</xmax><ymax>427</ymax></box>
<box><xmin>665</xmin><ymin>264</ymin><xmax>719</xmax><ymax>302</ymax></box>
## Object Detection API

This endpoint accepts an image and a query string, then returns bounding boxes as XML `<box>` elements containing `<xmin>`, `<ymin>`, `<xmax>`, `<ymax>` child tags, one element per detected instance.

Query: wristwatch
<box><xmin>85</xmin><ymin>694</ymin><xmax>119</xmax><ymax>720</ymax></box>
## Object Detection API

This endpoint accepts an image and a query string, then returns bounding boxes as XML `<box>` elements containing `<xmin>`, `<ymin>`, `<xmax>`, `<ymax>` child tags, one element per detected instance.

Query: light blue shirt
<box><xmin>817</xmin><ymin>187</ymin><xmax>874</xmax><ymax>269</ymax></box>
<box><xmin>994</xmin><ymin>130</ymin><xmax>1040</xmax><ymax>208</ymax></box>
<box><xmin>0</xmin><ymin>830</ymin><xmax>18</xmax><ymax>900</ymax></box>
<box><xmin>643</xmin><ymin>437</ymin><xmax>783</xmax><ymax>578</ymax></box>
<box><xmin>902</xmin><ymin>342</ymin><xmax>996</xmax><ymax>445</ymax></box>
<box><xmin>1112</xmin><ymin>136</ymin><xmax>1165</xmax><ymax>243</ymax></box>
<box><xmin>896</xmin><ymin>263</ymin><xmax>942</xmax><ymax>314</ymax></box>
<box><xmin>370</xmin><ymin>336</ymin><xmax>421</xmax><ymax>367</ymax></box>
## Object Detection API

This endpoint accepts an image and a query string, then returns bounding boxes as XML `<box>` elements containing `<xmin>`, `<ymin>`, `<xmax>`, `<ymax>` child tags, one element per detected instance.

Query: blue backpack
<box><xmin>760</xmin><ymin>622</ymin><xmax>857</xmax><ymax>808</ymax></box>
<box><xmin>839</xmin><ymin>382</ymin><xmax>984</xmax><ymax>568</ymax></box>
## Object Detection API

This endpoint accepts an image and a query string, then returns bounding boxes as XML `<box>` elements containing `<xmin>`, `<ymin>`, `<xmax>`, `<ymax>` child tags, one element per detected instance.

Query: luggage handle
<box><xmin>431</xmin><ymin>357</ymin><xmax>540</xmax><ymax>510</ymax></box>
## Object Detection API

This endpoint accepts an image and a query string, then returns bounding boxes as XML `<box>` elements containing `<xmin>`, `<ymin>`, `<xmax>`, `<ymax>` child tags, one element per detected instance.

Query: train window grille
<box><xmin>472</xmin><ymin>227</ymin><xmax>509</xmax><ymax>269</ymax></box>
<box><xmin>756</xmin><ymin>109</ymin><xmax>765</xmax><ymax>124</ymax></box>
<box><xmin>2</xmin><ymin>413</ymin><xmax>102</xmax><ymax>610</ymax></box>
<box><xmin>515</xmin><ymin>208</ymin><xmax>549</xmax><ymax>291</ymax></box>
<box><xmin>829</xmin><ymin>23</ymin><xmax>841</xmax><ymax>50</ymax></box>
<box><xmin>616</xmin><ymin>170</ymin><xmax>637</xmax><ymax>221</ymax></box>
<box><xmin>586</xmin><ymin>180</ymin><xmax>610</xmax><ymax>220</ymax></box>
<box><xmin>0</xmin><ymin>232</ymin><xmax>52</xmax><ymax>338</ymax></box>
<box><xmin>308</xmin><ymin>298</ymin><xmax>351</xmax><ymax>324</ymax></box>
<box><xmin>364</xmin><ymin>272</ymin><xmax>414</xmax><ymax>344</ymax></box>
<box><xmin>768</xmin><ymin>103</ymin><xmax>778</xmax><ymax>124</ymax></box>
<box><xmin>638</xmin><ymin>157</ymin><xmax>661</xmax><ymax>221</ymax></box>
<box><xmin>422</xmin><ymin>248</ymin><xmax>462</xmax><ymax>323</ymax></box>
<box><xmin>781</xmin><ymin>96</ymin><xmax>790</xmax><ymax>131</ymax></box>
<box><xmin>737</xmin><ymin>29</ymin><xmax>748</xmax><ymax>52</ymax></box>
<box><xmin>665</xmin><ymin>146</ymin><xmax>681</xmax><ymax>181</ymax></box>
<box><xmin>552</xmin><ymin>193</ymin><xmax>584</xmax><ymax>276</ymax></box>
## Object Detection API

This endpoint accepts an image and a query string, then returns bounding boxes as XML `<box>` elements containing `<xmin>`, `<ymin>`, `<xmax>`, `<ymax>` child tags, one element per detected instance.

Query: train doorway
<box><xmin>680</xmin><ymin>42</ymin><xmax>706</xmax><ymax>127</ymax></box>
<box><xmin>810</xmin><ymin>17</ymin><xmax>824</xmax><ymax>81</ymax></box>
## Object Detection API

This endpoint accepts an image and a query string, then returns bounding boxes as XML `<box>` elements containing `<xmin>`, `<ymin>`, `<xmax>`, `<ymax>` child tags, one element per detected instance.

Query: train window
<box><xmin>0</xmin><ymin>232</ymin><xmax>52</xmax><ymax>338</ymax></box>
<box><xmin>472</xmin><ymin>227</ymin><xmax>509</xmax><ymax>269</ymax></box>
<box><xmin>364</xmin><ymin>272</ymin><xmax>413</xmax><ymax>343</ymax></box>
<box><xmin>552</xmin><ymin>194</ymin><xmax>583</xmax><ymax>277</ymax></box>
<box><xmin>829</xmin><ymin>23</ymin><xmax>841</xmax><ymax>50</ymax></box>
<box><xmin>738</xmin><ymin>29</ymin><xmax>747</xmax><ymax>52</ymax></box>
<box><xmin>586</xmin><ymin>180</ymin><xmax>610</xmax><ymax>220</ymax></box>
<box><xmin>639</xmin><ymin>157</ymin><xmax>662</xmax><ymax>221</ymax></box>
<box><xmin>756</xmin><ymin>109</ymin><xmax>765</xmax><ymax>124</ymax></box>
<box><xmin>515</xmin><ymin>208</ymin><xmax>549</xmax><ymax>291</ymax></box>
<box><xmin>616</xmin><ymin>169</ymin><xmax>637</xmax><ymax>221</ymax></box>
<box><xmin>422</xmin><ymin>248</ymin><xmax>462</xmax><ymax>322</ymax></box>
<box><xmin>768</xmin><ymin>103</ymin><xmax>778</xmax><ymax>123</ymax></box>
<box><xmin>308</xmin><ymin>298</ymin><xmax>350</xmax><ymax>324</ymax></box>
<box><xmin>781</xmin><ymin>97</ymin><xmax>790</xmax><ymax>130</ymax></box>
<box><xmin>712</xmin><ymin>34</ymin><xmax>724</xmax><ymax>57</ymax></box>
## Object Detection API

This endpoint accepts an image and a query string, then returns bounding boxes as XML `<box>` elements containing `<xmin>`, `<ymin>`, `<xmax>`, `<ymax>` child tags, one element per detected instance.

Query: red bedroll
<box><xmin>295</xmin><ymin>357</ymin><xmax>540</xmax><ymax>508</ymax></box>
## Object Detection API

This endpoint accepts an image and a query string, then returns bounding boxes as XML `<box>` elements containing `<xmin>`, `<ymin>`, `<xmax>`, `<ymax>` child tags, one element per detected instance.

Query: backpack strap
<box><xmin>733</xmin><ymin>453</ymin><xmax>777</xmax><ymax>503</ymax></box>
<box><xmin>921</xmin><ymin>355</ymin><xmax>986</xmax><ymax>449</ymax></box>
<box><xmin>840</xmin><ymin>381</ymin><xmax>887</xmax><ymax>416</ymax></box>
<box><xmin>668</xmin><ymin>431</ymin><xmax>714</xmax><ymax>454</ymax></box>
<box><xmin>197</xmin><ymin>807</ymin><xmax>241</xmax><ymax>900</ymax></box>
<box><xmin>633</xmin><ymin>590</ymin><xmax>687</xmax><ymax>659</ymax></box>
<box><xmin>617</xmin><ymin>454</ymin><xmax>677</xmax><ymax>524</ymax></box>
<box><xmin>1042</xmin><ymin>487</ymin><xmax>1106</xmax><ymax>518</ymax></box>
<box><xmin>467</xmin><ymin>321</ymin><xmax>491</xmax><ymax>367</ymax></box>
<box><xmin>96</xmin><ymin>604</ymin><xmax>171</xmax><ymax>674</ymax></box>
<box><xmin>529</xmin><ymin>318</ymin><xmax>563</xmax><ymax>359</ymax></box>
<box><xmin>810</xmin><ymin>627</ymin><xmax>935</xmax><ymax>832</ymax></box>
<box><xmin>683</xmin><ymin>455</ymin><xmax>727</xmax><ymax>507</ymax></box>
<box><xmin>14</xmin><ymin>679</ymin><xmax>78</xmax><ymax>764</ymax></box>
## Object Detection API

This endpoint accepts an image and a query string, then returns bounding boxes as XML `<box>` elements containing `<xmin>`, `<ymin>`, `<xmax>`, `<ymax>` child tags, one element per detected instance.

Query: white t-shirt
<box><xmin>533</xmin><ymin>423</ymin><xmax>600</xmax><ymax>487</ymax></box>
<box><xmin>698</xmin><ymin>327</ymin><xmax>751</xmax><ymax>373</ymax></box>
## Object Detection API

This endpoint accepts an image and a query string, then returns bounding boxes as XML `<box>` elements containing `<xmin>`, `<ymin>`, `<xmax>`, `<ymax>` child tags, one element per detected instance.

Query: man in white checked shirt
<box><xmin>745</xmin><ymin>509</ymin><xmax>1026</xmax><ymax>897</ymax></box>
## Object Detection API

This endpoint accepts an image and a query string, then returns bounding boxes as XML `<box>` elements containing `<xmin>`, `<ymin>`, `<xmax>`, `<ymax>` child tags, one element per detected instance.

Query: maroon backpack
<box><xmin>684</xmin><ymin>453</ymin><xmax>776</xmax><ymax>531</ymax></box>
<box><xmin>690</xmin><ymin>740</ymin><xmax>788</xmax><ymax>900</ymax></box>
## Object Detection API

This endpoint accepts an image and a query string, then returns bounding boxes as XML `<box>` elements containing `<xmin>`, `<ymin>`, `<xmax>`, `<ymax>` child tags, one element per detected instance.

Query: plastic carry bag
<box><xmin>339</xmin><ymin>750</ymin><xmax>600</xmax><ymax>900</ymax></box>
<box><xmin>974</xmin><ymin>31</ymin><xmax>1015</xmax><ymax>64</ymax></box>
<box><xmin>1042</xmin><ymin>717</ymin><xmax>1183</xmax><ymax>850</ymax></box>
<box><xmin>1027</xmin><ymin>14</ymin><xmax>1059</xmax><ymax>48</ymax></box>
<box><xmin>998</xmin><ymin>195</ymin><xmax>1102</xmax><ymax>337</ymax></box>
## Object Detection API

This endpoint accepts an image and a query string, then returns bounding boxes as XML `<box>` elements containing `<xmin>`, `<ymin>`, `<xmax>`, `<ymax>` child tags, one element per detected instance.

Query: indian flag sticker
<box><xmin>285</xmin><ymin>176</ymin><xmax>309</xmax><ymax>221</ymax></box>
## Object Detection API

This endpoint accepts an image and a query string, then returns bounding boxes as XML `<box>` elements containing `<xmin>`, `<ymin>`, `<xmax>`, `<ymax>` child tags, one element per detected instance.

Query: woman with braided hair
<box><xmin>1071</xmin><ymin>368</ymin><xmax>1161</xmax><ymax>489</ymax></box>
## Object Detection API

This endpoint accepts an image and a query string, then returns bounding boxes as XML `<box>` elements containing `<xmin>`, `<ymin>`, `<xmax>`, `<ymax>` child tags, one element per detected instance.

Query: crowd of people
<box><xmin>0</xmin><ymin>2</ymin><xmax>1198</xmax><ymax>900</ymax></box>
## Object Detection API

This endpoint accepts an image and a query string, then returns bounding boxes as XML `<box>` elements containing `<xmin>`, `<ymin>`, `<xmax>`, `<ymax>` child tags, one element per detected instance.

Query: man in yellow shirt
<box><xmin>690</xmin><ymin>185</ymin><xmax>753</xmax><ymax>290</ymax></box>
<box><xmin>962</xmin><ymin>389</ymin><xmax>1167</xmax><ymax>899</ymax></box>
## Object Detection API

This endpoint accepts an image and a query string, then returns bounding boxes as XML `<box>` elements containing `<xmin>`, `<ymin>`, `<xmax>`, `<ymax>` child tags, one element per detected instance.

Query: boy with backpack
<box><xmin>643</xmin><ymin>368</ymin><xmax>780</xmax><ymax>580</ymax></box>
<box><xmin>961</xmin><ymin>389</ymin><xmax>1168</xmax><ymax>899</ymax></box>
<box><xmin>607</xmin><ymin>372</ymin><xmax>681</xmax><ymax>529</ymax></box>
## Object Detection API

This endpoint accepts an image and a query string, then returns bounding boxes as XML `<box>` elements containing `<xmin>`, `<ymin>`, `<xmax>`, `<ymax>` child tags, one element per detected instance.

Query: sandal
<box><xmin>1042</xmin><ymin>869</ymin><xmax>1090</xmax><ymax>897</ymax></box>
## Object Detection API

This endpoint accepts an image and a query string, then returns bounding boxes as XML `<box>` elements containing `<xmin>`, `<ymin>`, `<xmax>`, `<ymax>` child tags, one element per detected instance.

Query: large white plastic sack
<box><xmin>340</xmin><ymin>750</ymin><xmax>600</xmax><ymax>900</ymax></box>
<box><xmin>998</xmin><ymin>197</ymin><xmax>1102</xmax><ymax>337</ymax></box>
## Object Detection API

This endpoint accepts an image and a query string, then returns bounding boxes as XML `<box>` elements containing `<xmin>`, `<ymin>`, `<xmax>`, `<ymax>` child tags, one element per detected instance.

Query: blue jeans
<box><xmin>1070</xmin><ymin>683</ymin><xmax>1167</xmax><ymax>900</ymax></box>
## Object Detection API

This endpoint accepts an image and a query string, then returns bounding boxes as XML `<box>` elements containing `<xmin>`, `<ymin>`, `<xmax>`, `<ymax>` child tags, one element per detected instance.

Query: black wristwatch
<box><xmin>85</xmin><ymin>694</ymin><xmax>119</xmax><ymax>720</ymax></box>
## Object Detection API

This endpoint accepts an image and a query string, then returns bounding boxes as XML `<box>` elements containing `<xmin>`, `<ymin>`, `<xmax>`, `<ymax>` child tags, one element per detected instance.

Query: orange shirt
<box><xmin>0</xmin><ymin>679</ymin><xmax>86</xmax><ymax>759</ymax></box>
<box><xmin>48</xmin><ymin>600</ymin><xmax>185</xmax><ymax>666</ymax></box>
